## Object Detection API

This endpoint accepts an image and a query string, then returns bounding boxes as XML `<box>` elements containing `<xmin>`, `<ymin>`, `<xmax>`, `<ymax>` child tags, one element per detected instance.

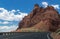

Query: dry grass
<box><xmin>19</xmin><ymin>27</ymin><xmax>41</xmax><ymax>32</ymax></box>
<box><xmin>51</xmin><ymin>32</ymin><xmax>60</xmax><ymax>39</ymax></box>
<box><xmin>16</xmin><ymin>26</ymin><xmax>48</xmax><ymax>32</ymax></box>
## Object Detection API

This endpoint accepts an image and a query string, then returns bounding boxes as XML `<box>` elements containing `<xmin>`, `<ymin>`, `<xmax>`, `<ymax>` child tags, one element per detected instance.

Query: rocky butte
<box><xmin>16</xmin><ymin>4</ymin><xmax>60</xmax><ymax>32</ymax></box>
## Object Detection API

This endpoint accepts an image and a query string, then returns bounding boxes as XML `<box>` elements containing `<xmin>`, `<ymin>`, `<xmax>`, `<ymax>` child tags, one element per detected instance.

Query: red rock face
<box><xmin>17</xmin><ymin>5</ymin><xmax>60</xmax><ymax>32</ymax></box>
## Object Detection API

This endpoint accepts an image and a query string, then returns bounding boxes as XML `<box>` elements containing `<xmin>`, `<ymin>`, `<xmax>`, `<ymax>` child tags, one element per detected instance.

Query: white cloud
<box><xmin>0</xmin><ymin>8</ymin><xmax>28</xmax><ymax>21</ymax></box>
<box><xmin>3</xmin><ymin>22</ymin><xmax>9</xmax><ymax>24</ymax></box>
<box><xmin>17</xmin><ymin>9</ymin><xmax>20</xmax><ymax>11</ymax></box>
<box><xmin>42</xmin><ymin>2</ymin><xmax>60</xmax><ymax>9</ymax></box>
<box><xmin>0</xmin><ymin>21</ymin><xmax>9</xmax><ymax>24</ymax></box>
<box><xmin>0</xmin><ymin>25</ymin><xmax>18</xmax><ymax>32</ymax></box>
<box><xmin>0</xmin><ymin>8</ymin><xmax>28</xmax><ymax>32</ymax></box>
<box><xmin>51</xmin><ymin>5</ymin><xmax>60</xmax><ymax>9</ymax></box>
<box><xmin>42</xmin><ymin>2</ymin><xmax>48</xmax><ymax>7</ymax></box>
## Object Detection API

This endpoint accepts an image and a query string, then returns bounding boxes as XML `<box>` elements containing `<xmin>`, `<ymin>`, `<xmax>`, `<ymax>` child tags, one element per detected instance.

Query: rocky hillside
<box><xmin>16</xmin><ymin>4</ymin><xmax>60</xmax><ymax>32</ymax></box>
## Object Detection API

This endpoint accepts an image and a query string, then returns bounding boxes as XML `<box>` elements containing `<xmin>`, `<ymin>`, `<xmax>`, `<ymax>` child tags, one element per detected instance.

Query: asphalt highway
<box><xmin>0</xmin><ymin>32</ymin><xmax>52</xmax><ymax>39</ymax></box>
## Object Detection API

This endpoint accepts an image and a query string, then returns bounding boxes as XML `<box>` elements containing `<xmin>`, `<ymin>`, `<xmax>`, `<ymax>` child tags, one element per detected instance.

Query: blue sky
<box><xmin>0</xmin><ymin>0</ymin><xmax>60</xmax><ymax>32</ymax></box>
<box><xmin>0</xmin><ymin>0</ymin><xmax>60</xmax><ymax>13</ymax></box>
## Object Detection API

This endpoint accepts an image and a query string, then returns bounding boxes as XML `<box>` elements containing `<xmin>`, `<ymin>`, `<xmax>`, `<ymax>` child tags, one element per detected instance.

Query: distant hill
<box><xmin>16</xmin><ymin>4</ymin><xmax>60</xmax><ymax>32</ymax></box>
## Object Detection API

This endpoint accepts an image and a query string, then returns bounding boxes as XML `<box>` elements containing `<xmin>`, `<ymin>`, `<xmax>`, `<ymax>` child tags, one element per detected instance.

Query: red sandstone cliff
<box><xmin>17</xmin><ymin>4</ymin><xmax>60</xmax><ymax>32</ymax></box>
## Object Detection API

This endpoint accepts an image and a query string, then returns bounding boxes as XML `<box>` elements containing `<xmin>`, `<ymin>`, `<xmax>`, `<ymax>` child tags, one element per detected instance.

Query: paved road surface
<box><xmin>0</xmin><ymin>32</ymin><xmax>53</xmax><ymax>39</ymax></box>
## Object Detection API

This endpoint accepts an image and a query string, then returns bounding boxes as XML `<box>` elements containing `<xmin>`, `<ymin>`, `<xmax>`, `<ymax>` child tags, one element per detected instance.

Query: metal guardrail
<box><xmin>0</xmin><ymin>32</ymin><xmax>53</xmax><ymax>39</ymax></box>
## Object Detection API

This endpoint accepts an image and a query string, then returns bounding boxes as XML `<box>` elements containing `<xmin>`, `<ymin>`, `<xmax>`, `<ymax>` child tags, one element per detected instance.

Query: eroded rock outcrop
<box><xmin>17</xmin><ymin>4</ymin><xmax>60</xmax><ymax>32</ymax></box>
